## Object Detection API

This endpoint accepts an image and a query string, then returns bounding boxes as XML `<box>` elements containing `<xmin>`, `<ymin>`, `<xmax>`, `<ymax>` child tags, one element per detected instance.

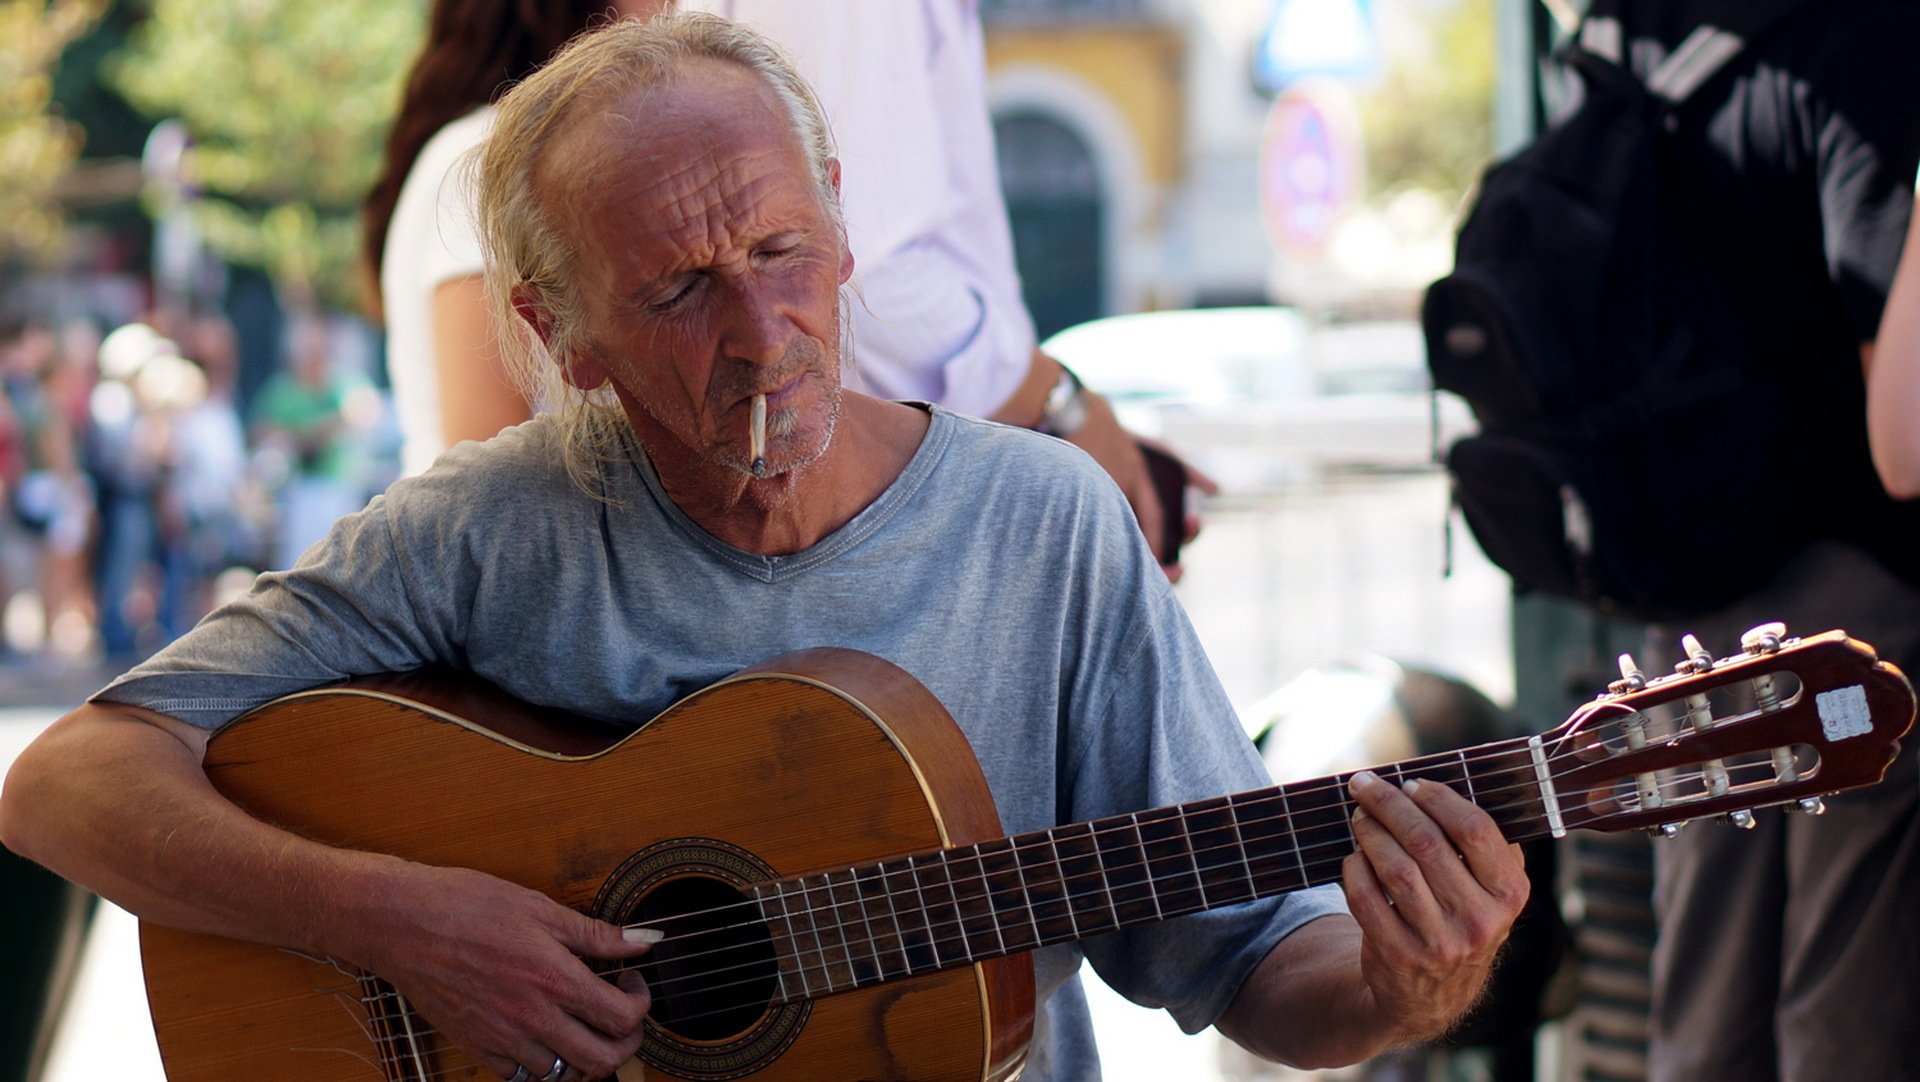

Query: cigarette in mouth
<box><xmin>749</xmin><ymin>393</ymin><xmax>767</xmax><ymax>477</ymax></box>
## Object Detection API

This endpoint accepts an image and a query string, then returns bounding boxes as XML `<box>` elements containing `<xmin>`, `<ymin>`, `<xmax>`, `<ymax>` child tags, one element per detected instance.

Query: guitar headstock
<box><xmin>1538</xmin><ymin>626</ymin><xmax>1915</xmax><ymax>837</ymax></box>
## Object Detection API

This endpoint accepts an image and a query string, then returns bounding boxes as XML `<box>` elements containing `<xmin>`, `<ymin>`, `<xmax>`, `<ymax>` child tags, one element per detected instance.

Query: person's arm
<box><xmin>1215</xmin><ymin>772</ymin><xmax>1529</xmax><ymax>1068</ymax></box>
<box><xmin>1867</xmin><ymin>191</ymin><xmax>1920</xmax><ymax>499</ymax></box>
<box><xmin>991</xmin><ymin>349</ymin><xmax>1217</xmax><ymax>576</ymax></box>
<box><xmin>433</xmin><ymin>275</ymin><xmax>533</xmax><ymax>448</ymax></box>
<box><xmin>0</xmin><ymin>703</ymin><xmax>656</xmax><ymax>1080</ymax></box>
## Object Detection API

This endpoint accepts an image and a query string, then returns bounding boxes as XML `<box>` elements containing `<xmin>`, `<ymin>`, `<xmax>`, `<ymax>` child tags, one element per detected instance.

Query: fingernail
<box><xmin>623</xmin><ymin>927</ymin><xmax>664</xmax><ymax>944</ymax></box>
<box><xmin>1402</xmin><ymin>778</ymin><xmax>1422</xmax><ymax>796</ymax></box>
<box><xmin>1350</xmin><ymin>771</ymin><xmax>1379</xmax><ymax>791</ymax></box>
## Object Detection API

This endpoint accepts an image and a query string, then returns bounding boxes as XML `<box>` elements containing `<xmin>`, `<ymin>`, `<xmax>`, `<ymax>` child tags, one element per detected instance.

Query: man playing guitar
<box><xmin>0</xmin><ymin>14</ymin><xmax>1527</xmax><ymax>1081</ymax></box>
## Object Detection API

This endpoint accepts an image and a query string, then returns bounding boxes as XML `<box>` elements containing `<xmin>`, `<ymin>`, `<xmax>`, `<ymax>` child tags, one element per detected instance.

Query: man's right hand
<box><xmin>343</xmin><ymin>861</ymin><xmax>660</xmax><ymax>1081</ymax></box>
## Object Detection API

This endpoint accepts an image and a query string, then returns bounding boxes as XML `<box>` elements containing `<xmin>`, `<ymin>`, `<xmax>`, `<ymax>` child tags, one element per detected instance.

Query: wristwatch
<box><xmin>1035</xmin><ymin>365</ymin><xmax>1089</xmax><ymax>438</ymax></box>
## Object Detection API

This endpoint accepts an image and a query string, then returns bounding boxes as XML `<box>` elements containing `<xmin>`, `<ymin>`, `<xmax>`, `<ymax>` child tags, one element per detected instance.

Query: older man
<box><xmin>0</xmin><ymin>14</ymin><xmax>1524</xmax><ymax>1082</ymax></box>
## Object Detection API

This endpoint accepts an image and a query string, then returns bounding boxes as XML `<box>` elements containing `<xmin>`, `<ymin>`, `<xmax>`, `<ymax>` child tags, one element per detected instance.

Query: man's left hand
<box><xmin>1342</xmin><ymin>769</ymin><xmax>1531</xmax><ymax>1044</ymax></box>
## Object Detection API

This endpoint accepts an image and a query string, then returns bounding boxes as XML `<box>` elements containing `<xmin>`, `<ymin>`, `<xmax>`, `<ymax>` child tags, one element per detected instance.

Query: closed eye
<box><xmin>649</xmin><ymin>275</ymin><xmax>703</xmax><ymax>312</ymax></box>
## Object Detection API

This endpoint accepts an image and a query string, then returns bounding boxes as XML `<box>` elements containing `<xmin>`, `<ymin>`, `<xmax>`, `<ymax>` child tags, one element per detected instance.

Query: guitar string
<box><xmin>591</xmin><ymin>755</ymin><xmax>1775</xmax><ymax>1009</ymax></box>
<box><xmin>347</xmin><ymin>724</ymin><xmax>1788</xmax><ymax>1015</ymax></box>
<box><xmin>607</xmin><ymin>703</ymin><xmax>1779</xmax><ymax>956</ymax></box>
<box><xmin>589</xmin><ymin>702</ymin><xmax>1787</xmax><ymax>960</ymax></box>
<box><xmin>342</xmin><ymin>755</ymin><xmax>1767</xmax><ymax>1064</ymax></box>
<box><xmin>349</xmin><ymin>750</ymin><xmax>1785</xmax><ymax>1046</ymax></box>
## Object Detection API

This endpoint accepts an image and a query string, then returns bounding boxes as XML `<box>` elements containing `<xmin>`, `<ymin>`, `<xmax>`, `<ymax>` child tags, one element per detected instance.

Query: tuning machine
<box><xmin>1740</xmin><ymin>621</ymin><xmax>1789</xmax><ymax>655</ymax></box>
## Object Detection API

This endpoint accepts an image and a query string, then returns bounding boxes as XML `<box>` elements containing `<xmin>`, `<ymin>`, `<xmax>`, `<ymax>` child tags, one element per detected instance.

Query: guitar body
<box><xmin>140</xmin><ymin>649</ymin><xmax>1034</xmax><ymax>1082</ymax></box>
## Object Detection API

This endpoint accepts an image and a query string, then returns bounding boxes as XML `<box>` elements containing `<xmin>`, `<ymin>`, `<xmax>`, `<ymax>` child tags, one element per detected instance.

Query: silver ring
<box><xmin>506</xmin><ymin>1068</ymin><xmax>531</xmax><ymax>1082</ymax></box>
<box><xmin>541</xmin><ymin>1056</ymin><xmax>567</xmax><ymax>1082</ymax></box>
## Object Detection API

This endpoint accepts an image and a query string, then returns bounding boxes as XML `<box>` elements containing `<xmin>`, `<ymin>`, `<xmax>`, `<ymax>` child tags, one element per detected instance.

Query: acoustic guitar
<box><xmin>140</xmin><ymin>627</ymin><xmax>1915</xmax><ymax>1081</ymax></box>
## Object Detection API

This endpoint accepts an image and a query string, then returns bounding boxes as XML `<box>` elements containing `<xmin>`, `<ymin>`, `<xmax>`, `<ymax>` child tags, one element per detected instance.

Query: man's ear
<box><xmin>826</xmin><ymin>158</ymin><xmax>855</xmax><ymax>286</ymax></box>
<box><xmin>513</xmin><ymin>285</ymin><xmax>607</xmax><ymax>390</ymax></box>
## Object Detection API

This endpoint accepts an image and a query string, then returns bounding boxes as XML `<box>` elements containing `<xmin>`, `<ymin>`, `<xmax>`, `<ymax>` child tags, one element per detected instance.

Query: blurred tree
<box><xmin>110</xmin><ymin>0</ymin><xmax>422</xmax><ymax>310</ymax></box>
<box><xmin>1355</xmin><ymin>0</ymin><xmax>1495</xmax><ymax>203</ymax></box>
<box><xmin>0</xmin><ymin>0</ymin><xmax>107</xmax><ymax>262</ymax></box>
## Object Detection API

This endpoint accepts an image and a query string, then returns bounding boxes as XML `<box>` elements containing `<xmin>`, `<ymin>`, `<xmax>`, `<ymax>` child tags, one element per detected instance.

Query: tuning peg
<box><xmin>1676</xmin><ymin>633</ymin><xmax>1715</xmax><ymax>673</ymax></box>
<box><xmin>1793</xmin><ymin>797</ymin><xmax>1826</xmax><ymax>815</ymax></box>
<box><xmin>1650</xmin><ymin>822</ymin><xmax>1683</xmax><ymax>838</ymax></box>
<box><xmin>1608</xmin><ymin>653</ymin><xmax>1648</xmax><ymax>694</ymax></box>
<box><xmin>1741</xmin><ymin>622</ymin><xmax>1788</xmax><ymax>654</ymax></box>
<box><xmin>1727</xmin><ymin>809</ymin><xmax>1757</xmax><ymax>829</ymax></box>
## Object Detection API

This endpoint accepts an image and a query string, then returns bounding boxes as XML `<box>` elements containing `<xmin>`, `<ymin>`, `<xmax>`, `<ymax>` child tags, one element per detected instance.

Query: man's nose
<box><xmin>718</xmin><ymin>278</ymin><xmax>795</xmax><ymax>368</ymax></box>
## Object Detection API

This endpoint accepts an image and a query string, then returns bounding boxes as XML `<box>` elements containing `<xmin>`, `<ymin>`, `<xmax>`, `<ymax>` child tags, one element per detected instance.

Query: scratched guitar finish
<box><xmin>138</xmin><ymin>632</ymin><xmax>1915</xmax><ymax>1081</ymax></box>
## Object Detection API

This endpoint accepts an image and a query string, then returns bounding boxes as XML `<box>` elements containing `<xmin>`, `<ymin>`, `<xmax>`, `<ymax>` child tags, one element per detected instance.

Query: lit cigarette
<box><xmin>749</xmin><ymin>393</ymin><xmax>767</xmax><ymax>477</ymax></box>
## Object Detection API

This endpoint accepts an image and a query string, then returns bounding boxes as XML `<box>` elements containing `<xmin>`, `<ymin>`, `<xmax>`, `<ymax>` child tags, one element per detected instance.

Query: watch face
<box><xmin>1042</xmin><ymin>370</ymin><xmax>1088</xmax><ymax>437</ymax></box>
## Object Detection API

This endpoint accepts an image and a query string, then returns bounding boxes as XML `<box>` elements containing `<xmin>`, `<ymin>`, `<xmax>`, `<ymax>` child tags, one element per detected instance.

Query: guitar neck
<box><xmin>751</xmin><ymin>736</ymin><xmax>1548</xmax><ymax>1001</ymax></box>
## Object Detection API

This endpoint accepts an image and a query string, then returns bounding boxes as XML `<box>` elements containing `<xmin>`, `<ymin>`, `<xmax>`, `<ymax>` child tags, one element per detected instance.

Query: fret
<box><xmin>1457</xmin><ymin>748</ymin><xmax>1476</xmax><ymax>804</ymax></box>
<box><xmin>1178</xmin><ymin>796</ymin><xmax>1258</xmax><ymax>908</ymax></box>
<box><xmin>915</xmin><ymin>853</ymin><xmax>973</xmax><ymax>969</ymax></box>
<box><xmin>362</xmin><ymin>974</ymin><xmax>433</xmax><ymax>1082</ymax></box>
<box><xmin>824</xmin><ymin>869</ymin><xmax>883</xmax><ymax>988</ymax></box>
<box><xmin>1175</xmin><ymin>806</ymin><xmax>1209</xmax><ymax>909</ymax></box>
<box><xmin>877</xmin><ymin>857</ymin><xmax>935</xmax><ymax>975</ymax></box>
<box><xmin>851</xmin><ymin>865</ymin><xmax>909</xmax><ymax>984</ymax></box>
<box><xmin>1256</xmin><ymin>787</ymin><xmax>1310</xmax><ymax>893</ymax></box>
<box><xmin>1046</xmin><ymin>829</ymin><xmax>1082</xmax><ymax>939</ymax></box>
<box><xmin>1224</xmin><ymin>797</ymin><xmax>1257</xmax><ymax>894</ymax></box>
<box><xmin>1471</xmin><ymin>739</ymin><xmax>1553</xmax><ymax>840</ymax></box>
<box><xmin>1012</xmin><ymin>831</ymin><xmax>1077</xmax><ymax>946</ymax></box>
<box><xmin>760</xmin><ymin>882</ymin><xmax>811</xmax><ymax>999</ymax></box>
<box><xmin>903</xmin><ymin>854</ymin><xmax>944</xmax><ymax>971</ymax></box>
<box><xmin>1131</xmin><ymin>807</ymin><xmax>1206</xmax><ymax>917</ymax></box>
<box><xmin>1281</xmin><ymin>777</ymin><xmax>1355</xmax><ymax>890</ymax></box>
<box><xmin>974</xmin><ymin>838</ymin><xmax>1039</xmax><ymax>953</ymax></box>
<box><xmin>1119</xmin><ymin>813</ymin><xmax>1162</xmax><ymax>922</ymax></box>
<box><xmin>943</xmin><ymin>843</ymin><xmax>1004</xmax><ymax>962</ymax></box>
<box><xmin>794</xmin><ymin>875</ymin><xmax>843</xmax><ymax>994</ymax></box>
<box><xmin>1052</xmin><ymin>821</ymin><xmax>1119</xmax><ymax>938</ymax></box>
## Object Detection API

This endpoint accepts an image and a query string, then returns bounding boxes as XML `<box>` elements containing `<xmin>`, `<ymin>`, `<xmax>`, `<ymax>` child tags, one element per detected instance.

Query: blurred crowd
<box><xmin>0</xmin><ymin>308</ymin><xmax>392</xmax><ymax>665</ymax></box>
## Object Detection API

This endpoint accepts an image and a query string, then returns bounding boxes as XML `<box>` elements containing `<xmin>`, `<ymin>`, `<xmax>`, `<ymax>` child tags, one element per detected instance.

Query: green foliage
<box><xmin>0</xmin><ymin>0</ymin><xmax>106</xmax><ymax>262</ymax></box>
<box><xmin>110</xmin><ymin>0</ymin><xmax>424</xmax><ymax>307</ymax></box>
<box><xmin>1354</xmin><ymin>0</ymin><xmax>1496</xmax><ymax>203</ymax></box>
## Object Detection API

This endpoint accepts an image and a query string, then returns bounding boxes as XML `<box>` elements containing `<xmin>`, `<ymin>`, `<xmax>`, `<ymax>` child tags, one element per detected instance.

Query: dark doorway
<box><xmin>994</xmin><ymin>110</ymin><xmax>1105</xmax><ymax>341</ymax></box>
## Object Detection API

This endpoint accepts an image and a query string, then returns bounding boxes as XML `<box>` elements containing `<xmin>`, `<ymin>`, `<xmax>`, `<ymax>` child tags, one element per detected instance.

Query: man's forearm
<box><xmin>0</xmin><ymin>704</ymin><xmax>394</xmax><ymax>964</ymax></box>
<box><xmin>1216</xmin><ymin>916</ymin><xmax>1411</xmax><ymax>1069</ymax></box>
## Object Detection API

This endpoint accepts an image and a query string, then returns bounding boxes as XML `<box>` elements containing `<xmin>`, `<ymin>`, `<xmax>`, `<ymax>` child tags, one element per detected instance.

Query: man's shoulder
<box><xmin>931</xmin><ymin>406</ymin><xmax>1104</xmax><ymax>479</ymax></box>
<box><xmin>388</xmin><ymin>415</ymin><xmax>601</xmax><ymax>520</ymax></box>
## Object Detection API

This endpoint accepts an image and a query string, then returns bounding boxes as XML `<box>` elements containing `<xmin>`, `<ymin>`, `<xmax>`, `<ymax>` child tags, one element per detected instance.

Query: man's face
<box><xmin>544</xmin><ymin>59</ymin><xmax>854</xmax><ymax>484</ymax></box>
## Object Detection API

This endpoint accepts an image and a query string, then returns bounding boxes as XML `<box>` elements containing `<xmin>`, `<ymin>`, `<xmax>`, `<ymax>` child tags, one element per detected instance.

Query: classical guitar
<box><xmin>140</xmin><ymin>627</ymin><xmax>1915</xmax><ymax>1081</ymax></box>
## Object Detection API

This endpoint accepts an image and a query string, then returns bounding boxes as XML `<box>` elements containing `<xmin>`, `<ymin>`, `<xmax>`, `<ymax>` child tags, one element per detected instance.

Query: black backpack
<box><xmin>1422</xmin><ymin>0</ymin><xmax>1837</xmax><ymax>621</ymax></box>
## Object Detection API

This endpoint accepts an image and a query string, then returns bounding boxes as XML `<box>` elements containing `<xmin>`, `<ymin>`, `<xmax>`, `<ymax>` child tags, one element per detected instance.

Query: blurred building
<box><xmin>983</xmin><ymin>0</ymin><xmax>1288</xmax><ymax>338</ymax></box>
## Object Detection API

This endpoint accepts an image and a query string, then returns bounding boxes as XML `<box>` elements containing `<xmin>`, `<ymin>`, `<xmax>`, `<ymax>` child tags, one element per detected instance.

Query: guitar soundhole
<box><xmin>630</xmin><ymin>874</ymin><xmax>778</xmax><ymax>1039</ymax></box>
<box><xmin>593</xmin><ymin>838</ymin><xmax>809</xmax><ymax>1080</ymax></box>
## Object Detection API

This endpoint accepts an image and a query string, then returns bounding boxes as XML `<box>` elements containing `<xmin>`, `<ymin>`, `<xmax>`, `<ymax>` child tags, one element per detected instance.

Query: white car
<box><xmin>1042</xmin><ymin>307</ymin><xmax>1475</xmax><ymax>495</ymax></box>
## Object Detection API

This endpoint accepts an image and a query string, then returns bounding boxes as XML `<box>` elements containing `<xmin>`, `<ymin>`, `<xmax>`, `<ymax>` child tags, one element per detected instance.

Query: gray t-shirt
<box><xmin>100</xmin><ymin>406</ymin><xmax>1345</xmax><ymax>1080</ymax></box>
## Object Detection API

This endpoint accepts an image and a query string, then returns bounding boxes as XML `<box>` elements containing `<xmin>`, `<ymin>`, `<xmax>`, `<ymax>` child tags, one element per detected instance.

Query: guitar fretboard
<box><xmin>752</xmin><ymin>737</ymin><xmax>1547</xmax><ymax>1002</ymax></box>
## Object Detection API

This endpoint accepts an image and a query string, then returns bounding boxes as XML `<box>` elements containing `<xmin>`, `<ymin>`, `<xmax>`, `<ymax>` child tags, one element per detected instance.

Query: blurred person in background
<box><xmin>1869</xmin><ymin>171</ymin><xmax>1920</xmax><ymax>499</ymax></box>
<box><xmin>363</xmin><ymin>0</ymin><xmax>1203</xmax><ymax>575</ymax></box>
<box><xmin>249</xmin><ymin>316</ymin><xmax>377</xmax><ymax>571</ymax></box>
<box><xmin>156</xmin><ymin>315</ymin><xmax>252</xmax><ymax>639</ymax></box>
<box><xmin>2</xmin><ymin>319</ymin><xmax>96</xmax><ymax>660</ymax></box>
<box><xmin>1583</xmin><ymin>5</ymin><xmax>1920</xmax><ymax>1080</ymax></box>
<box><xmin>87</xmin><ymin>322</ymin><xmax>171</xmax><ymax>661</ymax></box>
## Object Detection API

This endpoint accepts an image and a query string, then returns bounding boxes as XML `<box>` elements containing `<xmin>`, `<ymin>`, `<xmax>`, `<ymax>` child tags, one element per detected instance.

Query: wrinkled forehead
<box><xmin>536</xmin><ymin>58</ymin><xmax>820</xmax><ymax>256</ymax></box>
